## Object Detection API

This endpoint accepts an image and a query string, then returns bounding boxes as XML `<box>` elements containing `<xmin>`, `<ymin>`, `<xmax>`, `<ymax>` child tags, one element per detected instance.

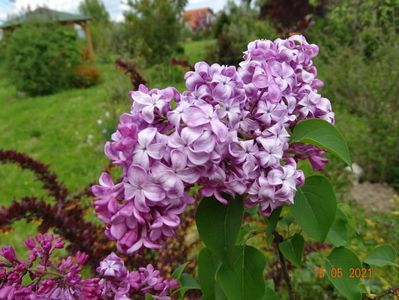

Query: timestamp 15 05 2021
<box><xmin>314</xmin><ymin>267</ymin><xmax>373</xmax><ymax>279</ymax></box>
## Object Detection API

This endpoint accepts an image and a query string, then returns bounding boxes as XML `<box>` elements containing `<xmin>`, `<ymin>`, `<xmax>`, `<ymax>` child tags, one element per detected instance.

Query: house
<box><xmin>0</xmin><ymin>7</ymin><xmax>95</xmax><ymax>62</ymax></box>
<box><xmin>183</xmin><ymin>7</ymin><xmax>216</xmax><ymax>31</ymax></box>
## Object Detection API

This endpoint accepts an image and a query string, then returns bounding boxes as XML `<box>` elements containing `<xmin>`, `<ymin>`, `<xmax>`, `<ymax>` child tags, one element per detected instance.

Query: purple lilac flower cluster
<box><xmin>0</xmin><ymin>234</ymin><xmax>99</xmax><ymax>299</ymax></box>
<box><xmin>93</xmin><ymin>35</ymin><xmax>335</xmax><ymax>254</ymax></box>
<box><xmin>0</xmin><ymin>235</ymin><xmax>178</xmax><ymax>299</ymax></box>
<box><xmin>97</xmin><ymin>252</ymin><xmax>178</xmax><ymax>300</ymax></box>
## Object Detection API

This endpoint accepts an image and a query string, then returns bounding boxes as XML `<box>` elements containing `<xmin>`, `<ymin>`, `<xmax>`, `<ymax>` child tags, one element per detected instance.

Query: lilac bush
<box><xmin>0</xmin><ymin>234</ymin><xmax>178</xmax><ymax>299</ymax></box>
<box><xmin>2</xmin><ymin>35</ymin><xmax>395</xmax><ymax>300</ymax></box>
<box><xmin>93</xmin><ymin>35</ymin><xmax>335</xmax><ymax>254</ymax></box>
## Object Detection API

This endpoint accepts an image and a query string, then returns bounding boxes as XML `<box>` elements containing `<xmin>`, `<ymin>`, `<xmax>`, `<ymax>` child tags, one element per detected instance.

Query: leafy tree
<box><xmin>123</xmin><ymin>0</ymin><xmax>187</xmax><ymax>66</ymax></box>
<box><xmin>78</xmin><ymin>0</ymin><xmax>110</xmax><ymax>23</ymax></box>
<box><xmin>206</xmin><ymin>2</ymin><xmax>277</xmax><ymax>65</ymax></box>
<box><xmin>79</xmin><ymin>0</ymin><xmax>113</xmax><ymax>62</ymax></box>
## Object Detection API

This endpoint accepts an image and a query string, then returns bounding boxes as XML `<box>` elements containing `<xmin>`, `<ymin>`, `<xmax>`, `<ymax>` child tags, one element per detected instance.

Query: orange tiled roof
<box><xmin>183</xmin><ymin>7</ymin><xmax>214</xmax><ymax>30</ymax></box>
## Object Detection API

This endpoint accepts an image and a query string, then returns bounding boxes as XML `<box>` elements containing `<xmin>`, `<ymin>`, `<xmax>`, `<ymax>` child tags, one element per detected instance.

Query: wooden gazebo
<box><xmin>0</xmin><ymin>7</ymin><xmax>95</xmax><ymax>62</ymax></box>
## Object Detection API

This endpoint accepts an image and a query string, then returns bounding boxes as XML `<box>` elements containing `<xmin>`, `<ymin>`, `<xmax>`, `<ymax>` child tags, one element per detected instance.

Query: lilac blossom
<box><xmin>0</xmin><ymin>234</ymin><xmax>100</xmax><ymax>299</ymax></box>
<box><xmin>0</xmin><ymin>235</ymin><xmax>178</xmax><ymax>299</ymax></box>
<box><xmin>93</xmin><ymin>35</ymin><xmax>336</xmax><ymax>254</ymax></box>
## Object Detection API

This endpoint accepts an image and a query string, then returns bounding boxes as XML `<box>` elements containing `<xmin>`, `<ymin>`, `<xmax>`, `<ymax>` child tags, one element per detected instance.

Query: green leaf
<box><xmin>263</xmin><ymin>287</ymin><xmax>279</xmax><ymax>300</ymax></box>
<box><xmin>364</xmin><ymin>245</ymin><xmax>398</xmax><ymax>267</ymax></box>
<box><xmin>216</xmin><ymin>246</ymin><xmax>266</xmax><ymax>300</ymax></box>
<box><xmin>292</xmin><ymin>175</ymin><xmax>337</xmax><ymax>241</ymax></box>
<box><xmin>262</xmin><ymin>280</ymin><xmax>279</xmax><ymax>300</ymax></box>
<box><xmin>325</xmin><ymin>247</ymin><xmax>362</xmax><ymax>300</ymax></box>
<box><xmin>327</xmin><ymin>208</ymin><xmax>348</xmax><ymax>247</ymax></box>
<box><xmin>291</xmin><ymin>119</ymin><xmax>352</xmax><ymax>166</ymax></box>
<box><xmin>262</xmin><ymin>279</ymin><xmax>280</xmax><ymax>300</ymax></box>
<box><xmin>172</xmin><ymin>263</ymin><xmax>188</xmax><ymax>280</ymax></box>
<box><xmin>180</xmin><ymin>273</ymin><xmax>200</xmax><ymax>289</ymax></box>
<box><xmin>144</xmin><ymin>295</ymin><xmax>154</xmax><ymax>300</ymax></box>
<box><xmin>196</xmin><ymin>195</ymin><xmax>244</xmax><ymax>262</ymax></box>
<box><xmin>280</xmin><ymin>215</ymin><xmax>295</xmax><ymax>229</ymax></box>
<box><xmin>278</xmin><ymin>233</ymin><xmax>304</xmax><ymax>267</ymax></box>
<box><xmin>176</xmin><ymin>273</ymin><xmax>201</xmax><ymax>298</ymax></box>
<box><xmin>198</xmin><ymin>247</ymin><xmax>225</xmax><ymax>300</ymax></box>
<box><xmin>264</xmin><ymin>207</ymin><xmax>282</xmax><ymax>237</ymax></box>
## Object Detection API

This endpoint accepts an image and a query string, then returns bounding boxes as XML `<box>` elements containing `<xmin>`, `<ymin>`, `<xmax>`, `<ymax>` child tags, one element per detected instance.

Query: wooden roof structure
<box><xmin>0</xmin><ymin>7</ymin><xmax>94</xmax><ymax>62</ymax></box>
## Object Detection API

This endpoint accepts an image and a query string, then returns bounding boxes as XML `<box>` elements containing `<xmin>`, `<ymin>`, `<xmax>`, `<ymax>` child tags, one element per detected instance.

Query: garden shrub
<box><xmin>0</xmin><ymin>40</ymin><xmax>6</xmax><ymax>69</ymax></box>
<box><xmin>304</xmin><ymin>0</ymin><xmax>399</xmax><ymax>189</ymax></box>
<box><xmin>5</xmin><ymin>23</ymin><xmax>81</xmax><ymax>96</ymax></box>
<box><xmin>122</xmin><ymin>0</ymin><xmax>186</xmax><ymax>66</ymax></box>
<box><xmin>206</xmin><ymin>4</ymin><xmax>277</xmax><ymax>65</ymax></box>
<box><xmin>144</xmin><ymin>63</ymin><xmax>184</xmax><ymax>87</ymax></box>
<box><xmin>314</xmin><ymin>36</ymin><xmax>399</xmax><ymax>189</ymax></box>
<box><xmin>72</xmin><ymin>64</ymin><xmax>101</xmax><ymax>88</ymax></box>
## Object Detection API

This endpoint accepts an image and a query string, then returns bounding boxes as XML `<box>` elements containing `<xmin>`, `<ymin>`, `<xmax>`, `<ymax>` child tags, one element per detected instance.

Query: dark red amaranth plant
<box><xmin>0</xmin><ymin>196</ymin><xmax>110</xmax><ymax>270</ymax></box>
<box><xmin>0</xmin><ymin>150</ymin><xmax>197</xmax><ymax>275</ymax></box>
<box><xmin>170</xmin><ymin>58</ymin><xmax>194</xmax><ymax>71</ymax></box>
<box><xmin>0</xmin><ymin>150</ymin><xmax>68</xmax><ymax>202</ymax></box>
<box><xmin>115</xmin><ymin>58</ymin><xmax>147</xmax><ymax>90</ymax></box>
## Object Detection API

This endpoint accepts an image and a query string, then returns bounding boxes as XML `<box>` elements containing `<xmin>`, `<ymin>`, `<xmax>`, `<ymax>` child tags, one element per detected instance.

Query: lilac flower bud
<box><xmin>24</xmin><ymin>237</ymin><xmax>35</xmax><ymax>250</ymax></box>
<box><xmin>0</xmin><ymin>246</ymin><xmax>16</xmax><ymax>262</ymax></box>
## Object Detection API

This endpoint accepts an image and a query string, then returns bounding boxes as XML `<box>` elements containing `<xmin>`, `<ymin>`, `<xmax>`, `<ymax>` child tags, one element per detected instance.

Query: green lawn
<box><xmin>0</xmin><ymin>40</ymin><xmax>207</xmax><ymax>252</ymax></box>
<box><xmin>0</xmin><ymin>65</ymin><xmax>116</xmax><ymax>252</ymax></box>
<box><xmin>184</xmin><ymin>39</ymin><xmax>215</xmax><ymax>64</ymax></box>
<box><xmin>0</xmin><ymin>69</ymin><xmax>110</xmax><ymax>202</ymax></box>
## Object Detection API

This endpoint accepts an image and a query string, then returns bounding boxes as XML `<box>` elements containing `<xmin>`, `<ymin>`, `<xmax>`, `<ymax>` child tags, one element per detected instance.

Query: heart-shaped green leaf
<box><xmin>216</xmin><ymin>246</ymin><xmax>266</xmax><ymax>300</ymax></box>
<box><xmin>291</xmin><ymin>119</ymin><xmax>351</xmax><ymax>166</ymax></box>
<box><xmin>327</xmin><ymin>208</ymin><xmax>348</xmax><ymax>247</ymax></box>
<box><xmin>196</xmin><ymin>195</ymin><xmax>244</xmax><ymax>262</ymax></box>
<box><xmin>278</xmin><ymin>233</ymin><xmax>304</xmax><ymax>267</ymax></box>
<box><xmin>364</xmin><ymin>245</ymin><xmax>398</xmax><ymax>267</ymax></box>
<box><xmin>325</xmin><ymin>247</ymin><xmax>362</xmax><ymax>300</ymax></box>
<box><xmin>292</xmin><ymin>175</ymin><xmax>337</xmax><ymax>241</ymax></box>
<box><xmin>198</xmin><ymin>247</ymin><xmax>225</xmax><ymax>300</ymax></box>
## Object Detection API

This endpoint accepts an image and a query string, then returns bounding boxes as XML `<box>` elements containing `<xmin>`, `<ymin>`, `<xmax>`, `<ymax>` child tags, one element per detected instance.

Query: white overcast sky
<box><xmin>0</xmin><ymin>0</ymin><xmax>236</xmax><ymax>23</ymax></box>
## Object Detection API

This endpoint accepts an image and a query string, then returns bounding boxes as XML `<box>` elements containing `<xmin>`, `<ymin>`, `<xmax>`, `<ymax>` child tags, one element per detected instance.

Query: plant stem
<box><xmin>274</xmin><ymin>232</ymin><xmax>295</xmax><ymax>300</ymax></box>
<box><xmin>365</xmin><ymin>285</ymin><xmax>399</xmax><ymax>299</ymax></box>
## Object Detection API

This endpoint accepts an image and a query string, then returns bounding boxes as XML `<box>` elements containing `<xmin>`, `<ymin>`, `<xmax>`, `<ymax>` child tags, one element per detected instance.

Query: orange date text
<box><xmin>313</xmin><ymin>267</ymin><xmax>373</xmax><ymax>279</ymax></box>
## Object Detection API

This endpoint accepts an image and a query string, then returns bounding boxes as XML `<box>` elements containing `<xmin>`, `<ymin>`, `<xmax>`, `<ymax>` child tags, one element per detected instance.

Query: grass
<box><xmin>184</xmin><ymin>39</ymin><xmax>215</xmax><ymax>64</ymax></box>
<box><xmin>0</xmin><ymin>68</ymin><xmax>110</xmax><ymax>201</ymax></box>
<box><xmin>0</xmin><ymin>65</ymin><xmax>115</xmax><ymax>252</ymax></box>
<box><xmin>0</xmin><ymin>43</ymin><xmax>195</xmax><ymax>252</ymax></box>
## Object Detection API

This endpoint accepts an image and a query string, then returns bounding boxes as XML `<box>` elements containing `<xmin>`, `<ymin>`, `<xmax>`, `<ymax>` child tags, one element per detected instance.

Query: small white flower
<box><xmin>87</xmin><ymin>134</ymin><xmax>94</xmax><ymax>145</ymax></box>
<box><xmin>97</xmin><ymin>119</ymin><xmax>103</xmax><ymax>125</ymax></box>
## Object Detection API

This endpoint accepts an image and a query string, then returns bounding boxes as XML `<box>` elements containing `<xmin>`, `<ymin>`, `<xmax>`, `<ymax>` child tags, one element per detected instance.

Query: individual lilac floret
<box><xmin>93</xmin><ymin>35</ymin><xmax>335</xmax><ymax>254</ymax></box>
